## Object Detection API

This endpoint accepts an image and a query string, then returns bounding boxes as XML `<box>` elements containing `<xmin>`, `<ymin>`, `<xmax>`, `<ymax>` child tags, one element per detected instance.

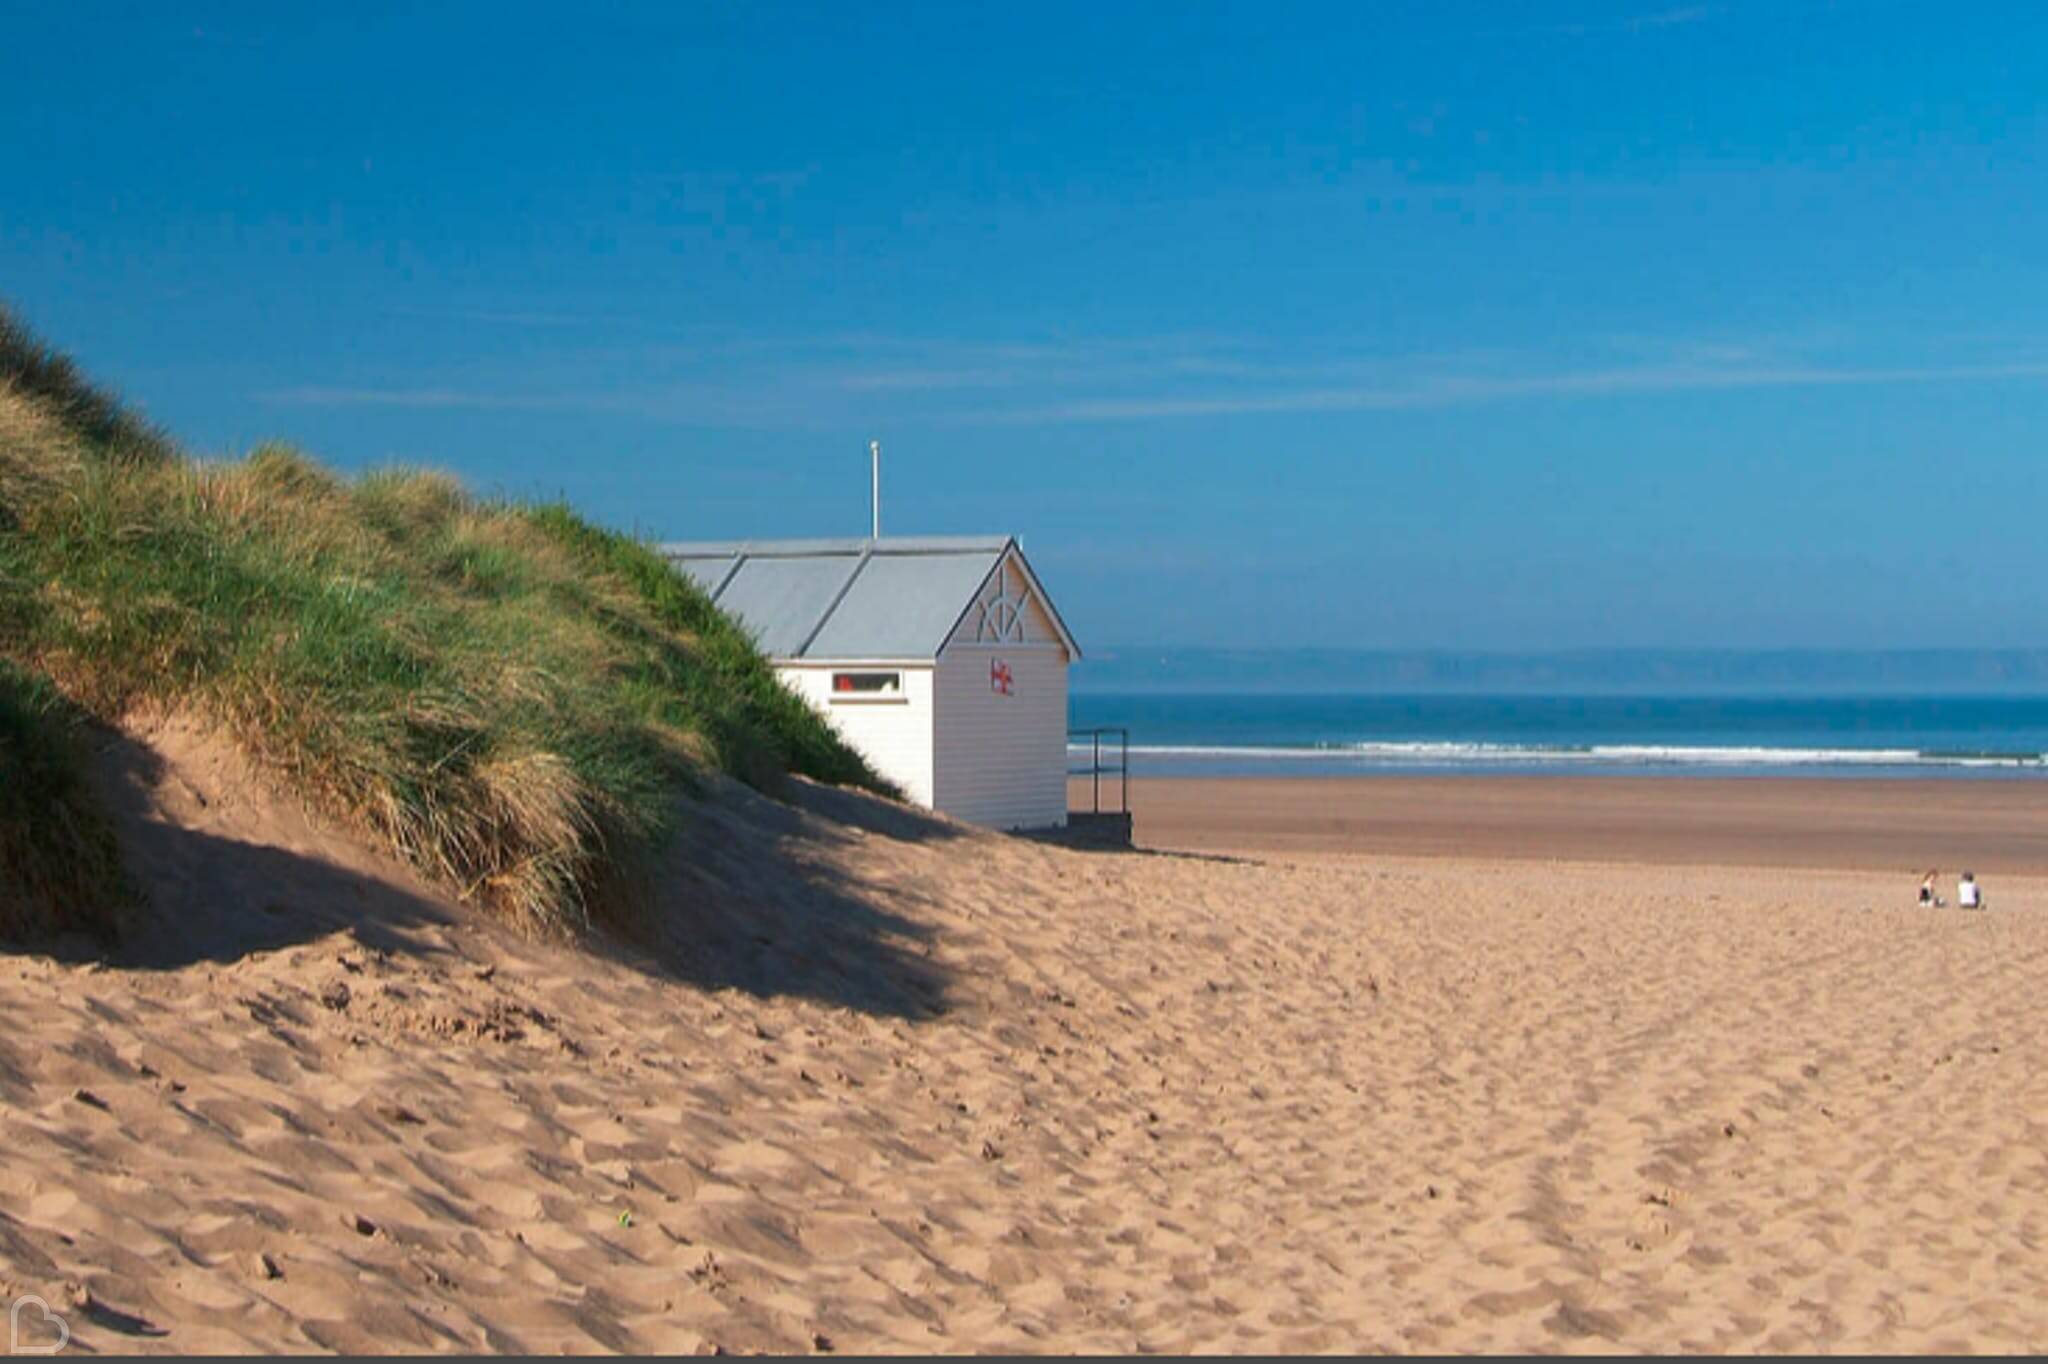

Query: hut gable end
<box><xmin>943</xmin><ymin>547</ymin><xmax>1071</xmax><ymax>658</ymax></box>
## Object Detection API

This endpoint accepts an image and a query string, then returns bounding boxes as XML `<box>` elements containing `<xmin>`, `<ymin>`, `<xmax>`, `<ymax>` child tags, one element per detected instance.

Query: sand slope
<box><xmin>2</xmin><ymin>725</ymin><xmax>2047</xmax><ymax>1352</ymax></box>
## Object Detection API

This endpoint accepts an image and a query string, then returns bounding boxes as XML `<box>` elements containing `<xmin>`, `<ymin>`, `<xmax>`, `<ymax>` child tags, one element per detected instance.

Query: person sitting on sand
<box><xmin>1919</xmin><ymin>872</ymin><xmax>1940</xmax><ymax>907</ymax></box>
<box><xmin>1959</xmin><ymin>871</ymin><xmax>1984</xmax><ymax>910</ymax></box>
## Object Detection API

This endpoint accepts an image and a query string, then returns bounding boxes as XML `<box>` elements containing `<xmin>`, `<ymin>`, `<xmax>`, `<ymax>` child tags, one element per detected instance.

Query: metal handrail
<box><xmin>1068</xmin><ymin>727</ymin><xmax>1130</xmax><ymax>815</ymax></box>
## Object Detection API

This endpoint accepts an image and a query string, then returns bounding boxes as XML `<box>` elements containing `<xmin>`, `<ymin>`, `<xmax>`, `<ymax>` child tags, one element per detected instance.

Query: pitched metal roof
<box><xmin>659</xmin><ymin>536</ymin><xmax>1079</xmax><ymax>662</ymax></box>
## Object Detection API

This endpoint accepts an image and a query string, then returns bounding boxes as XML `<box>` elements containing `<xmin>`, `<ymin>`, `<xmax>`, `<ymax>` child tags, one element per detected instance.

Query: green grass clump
<box><xmin>522</xmin><ymin>504</ymin><xmax>883</xmax><ymax>791</ymax></box>
<box><xmin>0</xmin><ymin>306</ymin><xmax>888</xmax><ymax>937</ymax></box>
<box><xmin>0</xmin><ymin>659</ymin><xmax>126</xmax><ymax>942</ymax></box>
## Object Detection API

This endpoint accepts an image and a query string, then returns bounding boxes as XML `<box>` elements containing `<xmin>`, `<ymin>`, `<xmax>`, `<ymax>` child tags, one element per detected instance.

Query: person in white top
<box><xmin>1958</xmin><ymin>871</ymin><xmax>1983</xmax><ymax>910</ymax></box>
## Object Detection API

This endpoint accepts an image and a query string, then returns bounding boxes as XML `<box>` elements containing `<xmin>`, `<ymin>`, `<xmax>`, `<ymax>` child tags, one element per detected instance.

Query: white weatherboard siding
<box><xmin>775</xmin><ymin>664</ymin><xmax>936</xmax><ymax>807</ymax></box>
<box><xmin>931</xmin><ymin>645</ymin><xmax>1069</xmax><ymax>830</ymax></box>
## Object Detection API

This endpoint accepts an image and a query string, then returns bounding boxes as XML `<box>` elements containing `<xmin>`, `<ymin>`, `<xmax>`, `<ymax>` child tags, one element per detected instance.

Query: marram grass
<box><xmin>0</xmin><ymin>307</ymin><xmax>889</xmax><ymax>938</ymax></box>
<box><xmin>0</xmin><ymin>658</ymin><xmax>127</xmax><ymax>941</ymax></box>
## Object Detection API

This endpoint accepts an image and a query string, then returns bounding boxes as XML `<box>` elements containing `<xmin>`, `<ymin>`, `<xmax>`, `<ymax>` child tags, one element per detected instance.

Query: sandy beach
<box><xmin>1104</xmin><ymin>773</ymin><xmax>2048</xmax><ymax>873</ymax></box>
<box><xmin>3</xmin><ymin>734</ymin><xmax>2047</xmax><ymax>1352</ymax></box>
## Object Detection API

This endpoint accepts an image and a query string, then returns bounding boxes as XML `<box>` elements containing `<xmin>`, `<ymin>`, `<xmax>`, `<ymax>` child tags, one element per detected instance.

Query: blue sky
<box><xmin>6</xmin><ymin>1</ymin><xmax>2048</xmax><ymax>652</ymax></box>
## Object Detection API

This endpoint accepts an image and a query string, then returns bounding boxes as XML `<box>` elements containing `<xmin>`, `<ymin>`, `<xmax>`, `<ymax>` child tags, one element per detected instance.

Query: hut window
<box><xmin>831</xmin><ymin>671</ymin><xmax>902</xmax><ymax>699</ymax></box>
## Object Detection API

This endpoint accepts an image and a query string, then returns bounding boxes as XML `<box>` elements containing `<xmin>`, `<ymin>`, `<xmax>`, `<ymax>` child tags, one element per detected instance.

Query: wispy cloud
<box><xmin>1626</xmin><ymin>6</ymin><xmax>1717</xmax><ymax>30</ymax></box>
<box><xmin>835</xmin><ymin>366</ymin><xmax>1044</xmax><ymax>393</ymax></box>
<box><xmin>257</xmin><ymin>385</ymin><xmax>578</xmax><ymax>411</ymax></box>
<box><xmin>972</xmin><ymin>359</ymin><xmax>2048</xmax><ymax>424</ymax></box>
<box><xmin>382</xmin><ymin>307</ymin><xmax>634</xmax><ymax>330</ymax></box>
<box><xmin>831</xmin><ymin>341</ymin><xmax>1236</xmax><ymax>394</ymax></box>
<box><xmin>1502</xmin><ymin>4</ymin><xmax>1720</xmax><ymax>39</ymax></box>
<box><xmin>254</xmin><ymin>334</ymin><xmax>2048</xmax><ymax>429</ymax></box>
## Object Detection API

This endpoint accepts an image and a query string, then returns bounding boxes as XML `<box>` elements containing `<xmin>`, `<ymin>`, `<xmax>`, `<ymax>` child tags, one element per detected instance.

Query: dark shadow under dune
<box><xmin>598</xmin><ymin>777</ymin><xmax>952</xmax><ymax>1022</ymax></box>
<box><xmin>8</xmin><ymin>725</ymin><xmax>955</xmax><ymax>1022</ymax></box>
<box><xmin>1036</xmin><ymin>840</ymin><xmax>1261</xmax><ymax>867</ymax></box>
<box><xmin>87</xmin><ymin>725</ymin><xmax>460</xmax><ymax>971</ymax></box>
<box><xmin>779</xmin><ymin>775</ymin><xmax>969</xmax><ymax>845</ymax></box>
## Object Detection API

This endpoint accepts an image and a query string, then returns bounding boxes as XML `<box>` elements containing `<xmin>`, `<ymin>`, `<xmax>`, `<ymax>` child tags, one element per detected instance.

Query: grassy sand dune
<box><xmin>0</xmin><ymin>308</ymin><xmax>885</xmax><ymax>937</ymax></box>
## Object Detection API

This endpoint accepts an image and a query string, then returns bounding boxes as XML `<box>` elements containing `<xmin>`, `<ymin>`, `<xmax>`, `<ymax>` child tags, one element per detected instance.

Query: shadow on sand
<box><xmin>10</xmin><ymin>729</ymin><xmax>955</xmax><ymax>1022</ymax></box>
<box><xmin>76</xmin><ymin>728</ymin><xmax>455</xmax><ymax>969</ymax></box>
<box><xmin>603</xmin><ymin>776</ymin><xmax>953</xmax><ymax>1021</ymax></box>
<box><xmin>1019</xmin><ymin>819</ymin><xmax>1260</xmax><ymax>867</ymax></box>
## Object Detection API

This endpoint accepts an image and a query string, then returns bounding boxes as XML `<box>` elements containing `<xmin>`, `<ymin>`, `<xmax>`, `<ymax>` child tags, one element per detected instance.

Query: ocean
<box><xmin>1066</xmin><ymin>693</ymin><xmax>2048</xmax><ymax>778</ymax></box>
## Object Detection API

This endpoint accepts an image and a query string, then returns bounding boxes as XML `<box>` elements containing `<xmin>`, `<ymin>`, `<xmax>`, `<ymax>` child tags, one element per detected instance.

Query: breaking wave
<box><xmin>1073</xmin><ymin>740</ymin><xmax>2048</xmax><ymax>770</ymax></box>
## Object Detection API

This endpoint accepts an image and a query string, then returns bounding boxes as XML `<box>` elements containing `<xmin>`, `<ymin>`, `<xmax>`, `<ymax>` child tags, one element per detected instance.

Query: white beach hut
<box><xmin>661</xmin><ymin>537</ymin><xmax>1081</xmax><ymax>830</ymax></box>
